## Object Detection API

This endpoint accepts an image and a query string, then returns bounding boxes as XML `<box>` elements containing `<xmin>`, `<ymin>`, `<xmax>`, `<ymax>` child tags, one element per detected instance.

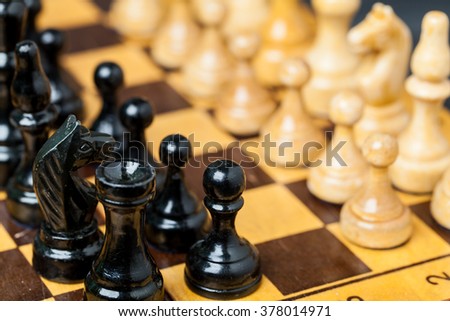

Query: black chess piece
<box><xmin>84</xmin><ymin>160</ymin><xmax>164</xmax><ymax>301</ymax></box>
<box><xmin>38</xmin><ymin>29</ymin><xmax>84</xmax><ymax>127</ymax></box>
<box><xmin>32</xmin><ymin>115</ymin><xmax>116</xmax><ymax>282</ymax></box>
<box><xmin>119</xmin><ymin>97</ymin><xmax>166</xmax><ymax>192</ymax></box>
<box><xmin>90</xmin><ymin>62</ymin><xmax>125</xmax><ymax>142</ymax></box>
<box><xmin>24</xmin><ymin>0</ymin><xmax>42</xmax><ymax>42</ymax></box>
<box><xmin>6</xmin><ymin>40</ymin><xmax>58</xmax><ymax>226</ymax></box>
<box><xmin>0</xmin><ymin>0</ymin><xmax>27</xmax><ymax>189</ymax></box>
<box><xmin>145</xmin><ymin>134</ymin><xmax>209</xmax><ymax>252</ymax></box>
<box><xmin>185</xmin><ymin>159</ymin><xmax>261</xmax><ymax>299</ymax></box>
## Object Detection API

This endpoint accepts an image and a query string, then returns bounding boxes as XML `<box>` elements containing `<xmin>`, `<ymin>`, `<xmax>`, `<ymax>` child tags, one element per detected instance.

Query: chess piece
<box><xmin>431</xmin><ymin>167</ymin><xmax>450</xmax><ymax>229</ymax></box>
<box><xmin>253</xmin><ymin>0</ymin><xmax>314</xmax><ymax>87</ymax></box>
<box><xmin>303</xmin><ymin>0</ymin><xmax>360</xmax><ymax>119</ymax></box>
<box><xmin>24</xmin><ymin>0</ymin><xmax>42</xmax><ymax>42</ymax></box>
<box><xmin>221</xmin><ymin>0</ymin><xmax>268</xmax><ymax>37</ymax></box>
<box><xmin>151</xmin><ymin>0</ymin><xmax>200</xmax><ymax>70</ymax></box>
<box><xmin>340</xmin><ymin>133</ymin><xmax>413</xmax><ymax>249</ymax></box>
<box><xmin>390</xmin><ymin>11</ymin><xmax>450</xmax><ymax>194</ymax></box>
<box><xmin>350</xmin><ymin>3</ymin><xmax>412</xmax><ymax>147</ymax></box>
<box><xmin>307</xmin><ymin>91</ymin><xmax>368</xmax><ymax>204</ymax></box>
<box><xmin>90</xmin><ymin>62</ymin><xmax>125</xmax><ymax>142</ymax></box>
<box><xmin>33</xmin><ymin>116</ymin><xmax>116</xmax><ymax>282</ymax></box>
<box><xmin>6</xmin><ymin>40</ymin><xmax>58</xmax><ymax>227</ymax></box>
<box><xmin>146</xmin><ymin>134</ymin><xmax>209</xmax><ymax>252</ymax></box>
<box><xmin>119</xmin><ymin>97</ymin><xmax>166</xmax><ymax>192</ymax></box>
<box><xmin>38</xmin><ymin>29</ymin><xmax>84</xmax><ymax>127</ymax></box>
<box><xmin>0</xmin><ymin>0</ymin><xmax>27</xmax><ymax>189</ymax></box>
<box><xmin>182</xmin><ymin>0</ymin><xmax>233</xmax><ymax>100</ymax></box>
<box><xmin>108</xmin><ymin>0</ymin><xmax>164</xmax><ymax>43</ymax></box>
<box><xmin>84</xmin><ymin>160</ymin><xmax>164</xmax><ymax>301</ymax></box>
<box><xmin>260</xmin><ymin>58</ymin><xmax>324</xmax><ymax>167</ymax></box>
<box><xmin>216</xmin><ymin>32</ymin><xmax>276</xmax><ymax>137</ymax></box>
<box><xmin>185</xmin><ymin>159</ymin><xmax>261</xmax><ymax>299</ymax></box>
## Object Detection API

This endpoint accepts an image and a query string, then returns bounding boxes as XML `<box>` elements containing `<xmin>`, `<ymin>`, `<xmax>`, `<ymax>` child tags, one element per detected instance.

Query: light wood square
<box><xmin>18</xmin><ymin>244</ymin><xmax>84</xmax><ymax>296</ymax></box>
<box><xmin>238</xmin><ymin>184</ymin><xmax>324</xmax><ymax>245</ymax></box>
<box><xmin>62</xmin><ymin>44</ymin><xmax>162</xmax><ymax>91</ymax></box>
<box><xmin>302</xmin><ymin>256</ymin><xmax>450</xmax><ymax>301</ymax></box>
<box><xmin>146</xmin><ymin>109</ymin><xmax>235</xmax><ymax>158</ymax></box>
<box><xmin>38</xmin><ymin>0</ymin><xmax>102</xmax><ymax>29</ymax></box>
<box><xmin>396</xmin><ymin>190</ymin><xmax>431</xmax><ymax>206</ymax></box>
<box><xmin>0</xmin><ymin>225</ymin><xmax>16</xmax><ymax>252</ymax></box>
<box><xmin>326</xmin><ymin>216</ymin><xmax>450</xmax><ymax>273</ymax></box>
<box><xmin>161</xmin><ymin>263</ymin><xmax>284</xmax><ymax>301</ymax></box>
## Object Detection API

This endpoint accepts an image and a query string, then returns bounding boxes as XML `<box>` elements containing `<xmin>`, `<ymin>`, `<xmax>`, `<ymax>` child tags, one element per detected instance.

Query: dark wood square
<box><xmin>0</xmin><ymin>249</ymin><xmax>51</xmax><ymax>300</ymax></box>
<box><xmin>184</xmin><ymin>147</ymin><xmax>275</xmax><ymax>201</ymax></box>
<box><xmin>286</xmin><ymin>180</ymin><xmax>342</xmax><ymax>224</ymax></box>
<box><xmin>411</xmin><ymin>202</ymin><xmax>450</xmax><ymax>244</ymax></box>
<box><xmin>257</xmin><ymin>228</ymin><xmax>371</xmax><ymax>295</ymax></box>
<box><xmin>0</xmin><ymin>202</ymin><xmax>37</xmax><ymax>246</ymax></box>
<box><xmin>64</xmin><ymin>24</ymin><xmax>122</xmax><ymax>54</ymax></box>
<box><xmin>54</xmin><ymin>289</ymin><xmax>84</xmax><ymax>301</ymax></box>
<box><xmin>120</xmin><ymin>81</ymin><xmax>191</xmax><ymax>114</ymax></box>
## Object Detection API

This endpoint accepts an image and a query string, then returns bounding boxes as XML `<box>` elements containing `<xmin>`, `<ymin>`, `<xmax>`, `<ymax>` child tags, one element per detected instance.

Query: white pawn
<box><xmin>260</xmin><ymin>58</ymin><xmax>324</xmax><ymax>168</ymax></box>
<box><xmin>221</xmin><ymin>0</ymin><xmax>268</xmax><ymax>37</ymax></box>
<box><xmin>216</xmin><ymin>33</ymin><xmax>276</xmax><ymax>137</ymax></box>
<box><xmin>182</xmin><ymin>0</ymin><xmax>232</xmax><ymax>100</ymax></box>
<box><xmin>108</xmin><ymin>0</ymin><xmax>164</xmax><ymax>43</ymax></box>
<box><xmin>303</xmin><ymin>0</ymin><xmax>360</xmax><ymax>119</ymax></box>
<box><xmin>152</xmin><ymin>0</ymin><xmax>200</xmax><ymax>69</ymax></box>
<box><xmin>340</xmin><ymin>133</ymin><xmax>413</xmax><ymax>249</ymax></box>
<box><xmin>307</xmin><ymin>91</ymin><xmax>368</xmax><ymax>204</ymax></box>
<box><xmin>431</xmin><ymin>167</ymin><xmax>450</xmax><ymax>229</ymax></box>
<box><xmin>390</xmin><ymin>11</ymin><xmax>450</xmax><ymax>194</ymax></box>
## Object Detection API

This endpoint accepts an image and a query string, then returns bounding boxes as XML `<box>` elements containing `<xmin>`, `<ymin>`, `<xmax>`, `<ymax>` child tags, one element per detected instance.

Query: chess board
<box><xmin>1</xmin><ymin>0</ymin><xmax>450</xmax><ymax>301</ymax></box>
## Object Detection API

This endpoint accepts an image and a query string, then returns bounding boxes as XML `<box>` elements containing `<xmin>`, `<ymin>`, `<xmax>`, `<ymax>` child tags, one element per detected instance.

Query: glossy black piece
<box><xmin>146</xmin><ymin>134</ymin><xmax>209</xmax><ymax>252</ymax></box>
<box><xmin>0</xmin><ymin>0</ymin><xmax>27</xmax><ymax>189</ymax></box>
<box><xmin>24</xmin><ymin>0</ymin><xmax>41</xmax><ymax>41</ymax></box>
<box><xmin>185</xmin><ymin>159</ymin><xmax>261</xmax><ymax>299</ymax></box>
<box><xmin>6</xmin><ymin>40</ymin><xmax>58</xmax><ymax>226</ymax></box>
<box><xmin>90</xmin><ymin>62</ymin><xmax>125</xmax><ymax>142</ymax></box>
<box><xmin>38</xmin><ymin>29</ymin><xmax>84</xmax><ymax>127</ymax></box>
<box><xmin>32</xmin><ymin>115</ymin><xmax>116</xmax><ymax>282</ymax></box>
<box><xmin>119</xmin><ymin>97</ymin><xmax>165</xmax><ymax>192</ymax></box>
<box><xmin>84</xmin><ymin>160</ymin><xmax>164</xmax><ymax>301</ymax></box>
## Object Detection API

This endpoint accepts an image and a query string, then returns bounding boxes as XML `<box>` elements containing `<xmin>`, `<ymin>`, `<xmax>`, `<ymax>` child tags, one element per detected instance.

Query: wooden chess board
<box><xmin>1</xmin><ymin>0</ymin><xmax>450</xmax><ymax>301</ymax></box>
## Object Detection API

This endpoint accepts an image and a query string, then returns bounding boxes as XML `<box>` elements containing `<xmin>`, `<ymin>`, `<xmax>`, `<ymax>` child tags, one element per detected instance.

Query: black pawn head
<box><xmin>94</xmin><ymin>62</ymin><xmax>124</xmax><ymax>96</ymax></box>
<box><xmin>119</xmin><ymin>97</ymin><xmax>155</xmax><ymax>132</ymax></box>
<box><xmin>12</xmin><ymin>40</ymin><xmax>50</xmax><ymax>113</ymax></box>
<box><xmin>203</xmin><ymin>160</ymin><xmax>246</xmax><ymax>202</ymax></box>
<box><xmin>24</xmin><ymin>0</ymin><xmax>42</xmax><ymax>37</ymax></box>
<box><xmin>38</xmin><ymin>29</ymin><xmax>64</xmax><ymax>62</ymax></box>
<box><xmin>159</xmin><ymin>134</ymin><xmax>192</xmax><ymax>168</ymax></box>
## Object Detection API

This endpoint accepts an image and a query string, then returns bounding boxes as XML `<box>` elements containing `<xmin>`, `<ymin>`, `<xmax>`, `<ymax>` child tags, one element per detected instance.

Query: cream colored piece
<box><xmin>340</xmin><ymin>133</ymin><xmax>413</xmax><ymax>249</ymax></box>
<box><xmin>307</xmin><ymin>91</ymin><xmax>368</xmax><ymax>204</ymax></box>
<box><xmin>252</xmin><ymin>0</ymin><xmax>314</xmax><ymax>88</ymax></box>
<box><xmin>216</xmin><ymin>33</ymin><xmax>276</xmax><ymax>136</ymax></box>
<box><xmin>431</xmin><ymin>167</ymin><xmax>450</xmax><ymax>229</ymax></box>
<box><xmin>350</xmin><ymin>3</ymin><xmax>412</xmax><ymax>147</ymax></box>
<box><xmin>182</xmin><ymin>0</ymin><xmax>233</xmax><ymax>100</ymax></box>
<box><xmin>390</xmin><ymin>11</ymin><xmax>450</xmax><ymax>194</ymax></box>
<box><xmin>151</xmin><ymin>0</ymin><xmax>200</xmax><ymax>69</ymax></box>
<box><xmin>222</xmin><ymin>0</ymin><xmax>268</xmax><ymax>37</ymax></box>
<box><xmin>108</xmin><ymin>0</ymin><xmax>164</xmax><ymax>43</ymax></box>
<box><xmin>260</xmin><ymin>58</ymin><xmax>324</xmax><ymax>168</ymax></box>
<box><xmin>303</xmin><ymin>0</ymin><xmax>360</xmax><ymax>119</ymax></box>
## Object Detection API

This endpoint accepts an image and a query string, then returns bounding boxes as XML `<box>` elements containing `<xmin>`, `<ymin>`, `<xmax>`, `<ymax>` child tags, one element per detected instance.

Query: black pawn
<box><xmin>90</xmin><ymin>62</ymin><xmax>125</xmax><ymax>142</ymax></box>
<box><xmin>7</xmin><ymin>40</ymin><xmax>58</xmax><ymax>226</ymax></box>
<box><xmin>84</xmin><ymin>160</ymin><xmax>164</xmax><ymax>301</ymax></box>
<box><xmin>38</xmin><ymin>29</ymin><xmax>84</xmax><ymax>127</ymax></box>
<box><xmin>185</xmin><ymin>159</ymin><xmax>262</xmax><ymax>299</ymax></box>
<box><xmin>119</xmin><ymin>97</ymin><xmax>165</xmax><ymax>191</ymax></box>
<box><xmin>145</xmin><ymin>134</ymin><xmax>209</xmax><ymax>252</ymax></box>
<box><xmin>24</xmin><ymin>0</ymin><xmax>42</xmax><ymax>42</ymax></box>
<box><xmin>0</xmin><ymin>0</ymin><xmax>27</xmax><ymax>188</ymax></box>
